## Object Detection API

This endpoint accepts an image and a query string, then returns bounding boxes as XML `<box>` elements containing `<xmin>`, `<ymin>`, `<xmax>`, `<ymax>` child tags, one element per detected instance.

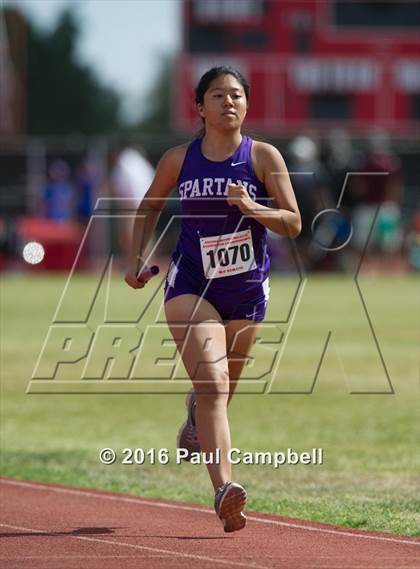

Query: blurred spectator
<box><xmin>108</xmin><ymin>144</ymin><xmax>155</xmax><ymax>261</ymax></box>
<box><xmin>75</xmin><ymin>157</ymin><xmax>97</xmax><ymax>225</ymax></box>
<box><xmin>73</xmin><ymin>156</ymin><xmax>102</xmax><ymax>267</ymax></box>
<box><xmin>349</xmin><ymin>130</ymin><xmax>403</xmax><ymax>255</ymax></box>
<box><xmin>111</xmin><ymin>146</ymin><xmax>155</xmax><ymax>203</ymax></box>
<box><xmin>404</xmin><ymin>211</ymin><xmax>420</xmax><ymax>272</ymax></box>
<box><xmin>286</xmin><ymin>135</ymin><xmax>333</xmax><ymax>270</ymax></box>
<box><xmin>43</xmin><ymin>159</ymin><xmax>75</xmax><ymax>222</ymax></box>
<box><xmin>323</xmin><ymin>129</ymin><xmax>360</xmax><ymax>213</ymax></box>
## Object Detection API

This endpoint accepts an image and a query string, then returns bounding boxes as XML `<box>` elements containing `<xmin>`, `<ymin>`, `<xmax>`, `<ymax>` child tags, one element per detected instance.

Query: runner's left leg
<box><xmin>165</xmin><ymin>294</ymin><xmax>232</xmax><ymax>491</ymax></box>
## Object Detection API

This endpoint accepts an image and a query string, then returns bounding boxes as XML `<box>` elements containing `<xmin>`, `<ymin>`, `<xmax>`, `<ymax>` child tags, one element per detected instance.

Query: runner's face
<box><xmin>198</xmin><ymin>74</ymin><xmax>248</xmax><ymax>131</ymax></box>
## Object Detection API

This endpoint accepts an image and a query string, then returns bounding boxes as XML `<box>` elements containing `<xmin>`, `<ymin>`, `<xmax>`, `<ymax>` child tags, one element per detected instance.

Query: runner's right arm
<box><xmin>125</xmin><ymin>145</ymin><xmax>187</xmax><ymax>289</ymax></box>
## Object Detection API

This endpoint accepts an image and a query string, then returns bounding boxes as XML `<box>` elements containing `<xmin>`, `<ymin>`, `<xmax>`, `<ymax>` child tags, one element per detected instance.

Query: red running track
<box><xmin>0</xmin><ymin>478</ymin><xmax>419</xmax><ymax>569</ymax></box>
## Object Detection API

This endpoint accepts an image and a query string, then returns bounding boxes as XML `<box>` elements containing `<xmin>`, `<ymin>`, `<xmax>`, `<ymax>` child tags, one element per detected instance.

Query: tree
<box><xmin>23</xmin><ymin>8</ymin><xmax>122</xmax><ymax>135</ymax></box>
<box><xmin>134</xmin><ymin>56</ymin><xmax>173</xmax><ymax>134</ymax></box>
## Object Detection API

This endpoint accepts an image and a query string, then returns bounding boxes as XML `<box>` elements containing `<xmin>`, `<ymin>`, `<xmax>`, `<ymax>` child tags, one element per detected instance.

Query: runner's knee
<box><xmin>194</xmin><ymin>368</ymin><xmax>230</xmax><ymax>405</ymax></box>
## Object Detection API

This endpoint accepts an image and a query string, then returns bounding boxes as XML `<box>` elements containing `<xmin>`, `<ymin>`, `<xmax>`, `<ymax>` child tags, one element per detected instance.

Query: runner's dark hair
<box><xmin>195</xmin><ymin>66</ymin><xmax>250</xmax><ymax>106</ymax></box>
<box><xmin>195</xmin><ymin>66</ymin><xmax>250</xmax><ymax>138</ymax></box>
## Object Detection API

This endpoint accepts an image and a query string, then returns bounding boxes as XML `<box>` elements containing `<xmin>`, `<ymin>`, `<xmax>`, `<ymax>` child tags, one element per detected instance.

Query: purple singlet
<box><xmin>164</xmin><ymin>136</ymin><xmax>271</xmax><ymax>321</ymax></box>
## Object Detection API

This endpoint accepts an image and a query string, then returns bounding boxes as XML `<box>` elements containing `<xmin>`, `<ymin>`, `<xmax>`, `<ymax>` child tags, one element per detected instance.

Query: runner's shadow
<box><xmin>140</xmin><ymin>535</ymin><xmax>230</xmax><ymax>540</ymax></box>
<box><xmin>176</xmin><ymin>536</ymin><xmax>231</xmax><ymax>540</ymax></box>
<box><xmin>0</xmin><ymin>527</ymin><xmax>118</xmax><ymax>538</ymax></box>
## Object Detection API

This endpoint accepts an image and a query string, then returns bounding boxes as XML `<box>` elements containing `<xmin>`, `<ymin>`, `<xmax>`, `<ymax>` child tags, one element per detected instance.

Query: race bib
<box><xmin>199</xmin><ymin>229</ymin><xmax>256</xmax><ymax>279</ymax></box>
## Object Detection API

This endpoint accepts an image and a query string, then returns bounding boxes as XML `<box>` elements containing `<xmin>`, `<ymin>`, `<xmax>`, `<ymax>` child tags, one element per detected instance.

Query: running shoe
<box><xmin>214</xmin><ymin>481</ymin><xmax>247</xmax><ymax>533</ymax></box>
<box><xmin>177</xmin><ymin>389</ymin><xmax>200</xmax><ymax>461</ymax></box>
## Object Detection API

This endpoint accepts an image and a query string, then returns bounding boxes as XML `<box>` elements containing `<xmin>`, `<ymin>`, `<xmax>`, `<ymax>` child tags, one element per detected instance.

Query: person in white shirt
<box><xmin>110</xmin><ymin>145</ymin><xmax>155</xmax><ymax>261</ymax></box>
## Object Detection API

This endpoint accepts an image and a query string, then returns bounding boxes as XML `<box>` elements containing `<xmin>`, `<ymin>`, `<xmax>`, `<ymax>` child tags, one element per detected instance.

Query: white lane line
<box><xmin>1</xmin><ymin>478</ymin><xmax>419</xmax><ymax>547</ymax></box>
<box><xmin>0</xmin><ymin>555</ymin><xmax>166</xmax><ymax>560</ymax></box>
<box><xmin>1</xmin><ymin>556</ymin><xmax>418</xmax><ymax>562</ymax></box>
<box><xmin>245</xmin><ymin>515</ymin><xmax>420</xmax><ymax>547</ymax></box>
<box><xmin>0</xmin><ymin>523</ymin><xmax>269</xmax><ymax>569</ymax></box>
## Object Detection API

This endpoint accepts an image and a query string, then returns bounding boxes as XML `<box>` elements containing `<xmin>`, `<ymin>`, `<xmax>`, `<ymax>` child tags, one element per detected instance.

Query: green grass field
<box><xmin>1</xmin><ymin>271</ymin><xmax>419</xmax><ymax>536</ymax></box>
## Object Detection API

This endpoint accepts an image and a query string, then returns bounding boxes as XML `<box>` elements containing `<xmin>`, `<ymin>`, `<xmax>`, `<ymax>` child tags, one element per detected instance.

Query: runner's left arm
<box><xmin>227</xmin><ymin>143</ymin><xmax>301</xmax><ymax>238</ymax></box>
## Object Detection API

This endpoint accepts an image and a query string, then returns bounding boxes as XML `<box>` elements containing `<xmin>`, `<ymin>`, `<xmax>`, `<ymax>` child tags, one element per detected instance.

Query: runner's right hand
<box><xmin>124</xmin><ymin>269</ymin><xmax>146</xmax><ymax>289</ymax></box>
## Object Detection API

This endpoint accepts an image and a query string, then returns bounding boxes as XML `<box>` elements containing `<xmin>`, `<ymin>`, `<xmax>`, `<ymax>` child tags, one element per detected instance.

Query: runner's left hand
<box><xmin>226</xmin><ymin>184</ymin><xmax>254</xmax><ymax>215</ymax></box>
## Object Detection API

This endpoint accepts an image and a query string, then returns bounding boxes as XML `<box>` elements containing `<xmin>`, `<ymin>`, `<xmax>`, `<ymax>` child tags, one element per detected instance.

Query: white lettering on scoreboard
<box><xmin>193</xmin><ymin>0</ymin><xmax>264</xmax><ymax>23</ymax></box>
<box><xmin>395</xmin><ymin>60</ymin><xmax>420</xmax><ymax>92</ymax></box>
<box><xmin>292</xmin><ymin>59</ymin><xmax>380</xmax><ymax>92</ymax></box>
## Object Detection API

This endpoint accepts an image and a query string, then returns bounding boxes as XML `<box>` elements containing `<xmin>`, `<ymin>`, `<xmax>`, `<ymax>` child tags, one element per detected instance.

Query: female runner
<box><xmin>125</xmin><ymin>66</ymin><xmax>301</xmax><ymax>533</ymax></box>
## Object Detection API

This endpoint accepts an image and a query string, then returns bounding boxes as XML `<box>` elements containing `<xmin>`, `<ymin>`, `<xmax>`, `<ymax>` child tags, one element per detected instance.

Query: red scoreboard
<box><xmin>174</xmin><ymin>0</ymin><xmax>420</xmax><ymax>135</ymax></box>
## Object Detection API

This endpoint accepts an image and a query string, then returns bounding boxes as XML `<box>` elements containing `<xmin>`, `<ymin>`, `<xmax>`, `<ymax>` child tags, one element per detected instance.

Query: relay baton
<box><xmin>136</xmin><ymin>265</ymin><xmax>160</xmax><ymax>283</ymax></box>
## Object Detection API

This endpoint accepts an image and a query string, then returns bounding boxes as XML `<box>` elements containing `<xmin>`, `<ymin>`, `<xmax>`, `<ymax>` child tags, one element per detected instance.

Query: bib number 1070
<box><xmin>199</xmin><ymin>229</ymin><xmax>256</xmax><ymax>279</ymax></box>
<box><xmin>206</xmin><ymin>243</ymin><xmax>250</xmax><ymax>268</ymax></box>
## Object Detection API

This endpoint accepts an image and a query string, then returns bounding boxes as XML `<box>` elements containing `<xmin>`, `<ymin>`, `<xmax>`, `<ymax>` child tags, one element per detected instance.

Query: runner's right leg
<box><xmin>225</xmin><ymin>319</ymin><xmax>262</xmax><ymax>403</ymax></box>
<box><xmin>165</xmin><ymin>294</ymin><xmax>231</xmax><ymax>492</ymax></box>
